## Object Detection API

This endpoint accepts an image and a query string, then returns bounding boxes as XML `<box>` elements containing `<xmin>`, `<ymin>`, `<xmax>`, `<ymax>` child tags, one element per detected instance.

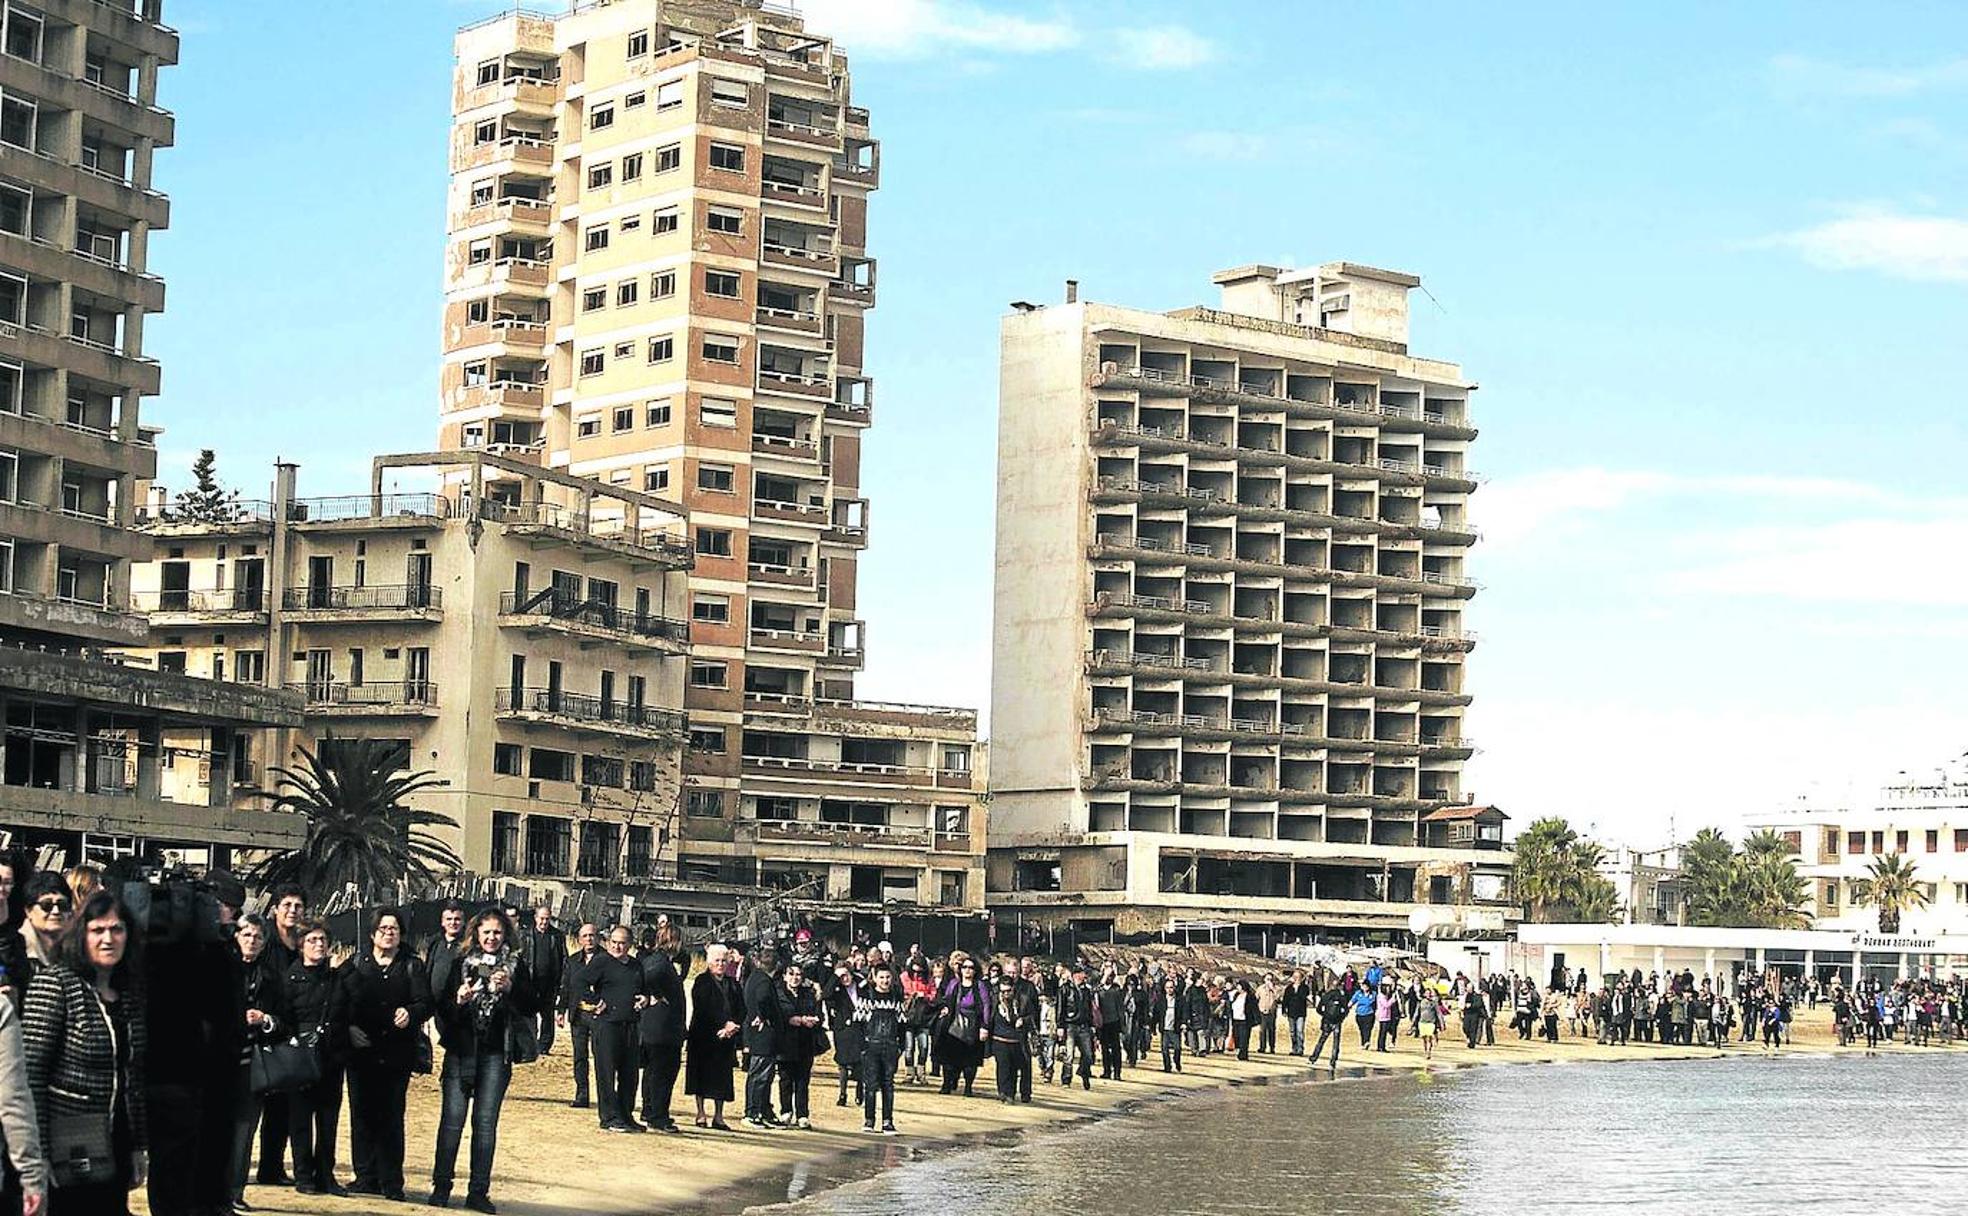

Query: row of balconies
<box><xmin>1093</xmin><ymin>364</ymin><xmax>1476</xmax><ymax>441</ymax></box>
<box><xmin>1086</xmin><ymin>706</ymin><xmax>1472</xmax><ymax>755</ymax></box>
<box><xmin>1088</xmin><ymin>540</ymin><xmax>1479</xmax><ymax>600</ymax></box>
<box><xmin>1092</xmin><ymin>476</ymin><xmax>1480</xmax><ymax>545</ymax></box>
<box><xmin>1084</xmin><ymin>652</ymin><xmax>1469</xmax><ymax>706</ymax></box>
<box><xmin>739</xmin><ymin>752</ymin><xmax>975</xmax><ymax>791</ymax></box>
<box><xmin>1089</xmin><ymin>592</ymin><xmax>1478</xmax><ymax>647</ymax></box>
<box><xmin>494</xmin><ymin>685</ymin><xmax>687</xmax><ymax>740</ymax></box>
<box><xmin>1093</xmin><ymin>422</ymin><xmax>1479</xmax><ymax>491</ymax></box>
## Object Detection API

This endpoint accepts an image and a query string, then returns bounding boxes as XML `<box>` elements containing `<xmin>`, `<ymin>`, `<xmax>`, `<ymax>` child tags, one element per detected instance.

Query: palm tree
<box><xmin>1852</xmin><ymin>853</ymin><xmax>1929</xmax><ymax>935</ymax></box>
<box><xmin>1681</xmin><ymin>827</ymin><xmax>1739</xmax><ymax>926</ymax></box>
<box><xmin>1738</xmin><ymin>850</ymin><xmax>1812</xmax><ymax>929</ymax></box>
<box><xmin>252</xmin><ymin>737</ymin><xmax>460</xmax><ymax>903</ymax></box>
<box><xmin>1509</xmin><ymin>817</ymin><xmax>1579</xmax><ymax>923</ymax></box>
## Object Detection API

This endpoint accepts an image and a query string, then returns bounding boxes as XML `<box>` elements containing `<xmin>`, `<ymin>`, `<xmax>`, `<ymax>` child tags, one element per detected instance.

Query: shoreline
<box><xmin>197</xmin><ymin>1012</ymin><xmax>1968</xmax><ymax>1216</ymax></box>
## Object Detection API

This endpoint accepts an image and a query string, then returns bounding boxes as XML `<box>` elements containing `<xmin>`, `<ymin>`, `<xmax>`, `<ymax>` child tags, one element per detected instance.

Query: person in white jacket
<box><xmin>0</xmin><ymin>989</ymin><xmax>47</xmax><ymax>1216</ymax></box>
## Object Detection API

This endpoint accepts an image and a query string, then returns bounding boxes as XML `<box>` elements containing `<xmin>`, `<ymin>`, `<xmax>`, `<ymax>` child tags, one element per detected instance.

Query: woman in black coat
<box><xmin>824</xmin><ymin>961</ymin><xmax>864</xmax><ymax>1108</ymax></box>
<box><xmin>341</xmin><ymin>908</ymin><xmax>429</xmax><ymax>1203</ymax></box>
<box><xmin>684</xmin><ymin>945</ymin><xmax>741</xmax><ymax>1129</ymax></box>
<box><xmin>230</xmin><ymin>914</ymin><xmax>291</xmax><ymax>1210</ymax></box>
<box><xmin>283</xmin><ymin>920</ymin><xmax>349</xmax><ymax>1196</ymax></box>
<box><xmin>774</xmin><ymin>963</ymin><xmax>825</xmax><ymax>1128</ymax></box>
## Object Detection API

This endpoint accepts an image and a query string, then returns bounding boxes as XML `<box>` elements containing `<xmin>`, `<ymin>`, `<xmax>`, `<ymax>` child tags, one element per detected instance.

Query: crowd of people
<box><xmin>7</xmin><ymin>851</ymin><xmax>1968</xmax><ymax>1216</ymax></box>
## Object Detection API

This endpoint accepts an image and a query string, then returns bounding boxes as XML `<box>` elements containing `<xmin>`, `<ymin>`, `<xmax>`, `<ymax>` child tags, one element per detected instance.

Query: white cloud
<box><xmin>1105</xmin><ymin>24</ymin><xmax>1217</xmax><ymax>71</ymax></box>
<box><xmin>1667</xmin><ymin>516</ymin><xmax>1968</xmax><ymax>606</ymax></box>
<box><xmin>801</xmin><ymin>3</ymin><xmax>1216</xmax><ymax>71</ymax></box>
<box><xmin>802</xmin><ymin>0</ymin><xmax>1078</xmax><ymax>59</ymax></box>
<box><xmin>1174</xmin><ymin>131</ymin><xmax>1269</xmax><ymax>160</ymax></box>
<box><xmin>1475</xmin><ymin>467</ymin><xmax>1918</xmax><ymax>552</ymax></box>
<box><xmin>1760</xmin><ymin>206</ymin><xmax>1968</xmax><ymax>283</ymax></box>
<box><xmin>1768</xmin><ymin>53</ymin><xmax>1968</xmax><ymax>99</ymax></box>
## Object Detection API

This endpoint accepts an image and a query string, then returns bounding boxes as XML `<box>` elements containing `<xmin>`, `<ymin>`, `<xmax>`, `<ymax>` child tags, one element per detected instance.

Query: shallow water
<box><xmin>746</xmin><ymin>1053</ymin><xmax>1968</xmax><ymax>1215</ymax></box>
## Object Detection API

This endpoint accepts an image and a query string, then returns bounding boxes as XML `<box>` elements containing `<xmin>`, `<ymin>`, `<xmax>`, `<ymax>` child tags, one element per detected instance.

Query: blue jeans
<box><xmin>433</xmin><ymin>1048</ymin><xmax>511</xmax><ymax>1199</ymax></box>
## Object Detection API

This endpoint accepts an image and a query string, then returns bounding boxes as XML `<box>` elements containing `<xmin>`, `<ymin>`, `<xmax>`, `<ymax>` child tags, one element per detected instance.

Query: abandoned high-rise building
<box><xmin>990</xmin><ymin>264</ymin><xmax>1513</xmax><ymax>944</ymax></box>
<box><xmin>0</xmin><ymin>1</ymin><xmax>303</xmax><ymax>860</ymax></box>
<box><xmin>442</xmin><ymin>1</ymin><xmax>983</xmax><ymax>911</ymax></box>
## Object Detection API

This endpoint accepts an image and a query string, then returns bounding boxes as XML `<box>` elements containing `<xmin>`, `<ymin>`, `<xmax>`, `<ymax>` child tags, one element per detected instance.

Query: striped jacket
<box><xmin>21</xmin><ymin>964</ymin><xmax>147</xmax><ymax>1156</ymax></box>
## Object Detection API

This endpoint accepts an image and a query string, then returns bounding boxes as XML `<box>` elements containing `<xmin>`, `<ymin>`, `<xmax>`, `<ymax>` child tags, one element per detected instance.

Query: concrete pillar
<box><xmin>134</xmin><ymin>718</ymin><xmax>160</xmax><ymax>800</ymax></box>
<box><xmin>1652</xmin><ymin>945</ymin><xmax>1665</xmax><ymax>977</ymax></box>
<box><xmin>1598</xmin><ymin>940</ymin><xmax>1610</xmax><ymax>980</ymax></box>
<box><xmin>1754</xmin><ymin>947</ymin><xmax>1766</xmax><ymax>974</ymax></box>
<box><xmin>1704</xmin><ymin>947</ymin><xmax>1716</xmax><ymax>985</ymax></box>
<box><xmin>1805</xmin><ymin>949</ymin><xmax>1816</xmax><ymax>981</ymax></box>
<box><xmin>1899</xmin><ymin>952</ymin><xmax>1911</xmax><ymax>980</ymax></box>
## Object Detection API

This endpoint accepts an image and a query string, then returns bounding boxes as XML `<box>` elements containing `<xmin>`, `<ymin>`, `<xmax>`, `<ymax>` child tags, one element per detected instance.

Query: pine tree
<box><xmin>171</xmin><ymin>448</ymin><xmax>243</xmax><ymax>523</ymax></box>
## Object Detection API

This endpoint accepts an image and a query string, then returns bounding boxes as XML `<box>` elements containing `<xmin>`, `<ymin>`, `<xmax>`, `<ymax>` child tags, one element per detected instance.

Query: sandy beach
<box><xmin>140</xmin><ymin>1003</ymin><xmax>1965</xmax><ymax>1216</ymax></box>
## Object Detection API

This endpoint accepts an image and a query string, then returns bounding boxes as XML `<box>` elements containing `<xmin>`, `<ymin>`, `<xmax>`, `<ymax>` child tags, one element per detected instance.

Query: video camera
<box><xmin>118</xmin><ymin>862</ymin><xmax>227</xmax><ymax>947</ymax></box>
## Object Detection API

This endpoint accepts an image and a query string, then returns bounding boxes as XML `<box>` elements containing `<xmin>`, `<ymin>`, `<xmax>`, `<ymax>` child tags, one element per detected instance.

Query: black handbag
<box><xmin>250</xmin><ymin>1038</ymin><xmax>323</xmax><ymax>1095</ymax></box>
<box><xmin>507</xmin><ymin>1011</ymin><xmax>540</xmax><ymax>1065</ymax></box>
<box><xmin>946</xmin><ymin>1008</ymin><xmax>979</xmax><ymax>1046</ymax></box>
<box><xmin>48</xmin><ymin>1109</ymin><xmax>117</xmax><ymax>1188</ymax></box>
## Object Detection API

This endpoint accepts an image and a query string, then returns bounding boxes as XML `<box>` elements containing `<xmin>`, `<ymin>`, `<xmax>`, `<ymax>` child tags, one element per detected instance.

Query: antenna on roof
<box><xmin>1418</xmin><ymin>284</ymin><xmax>1447</xmax><ymax>315</ymax></box>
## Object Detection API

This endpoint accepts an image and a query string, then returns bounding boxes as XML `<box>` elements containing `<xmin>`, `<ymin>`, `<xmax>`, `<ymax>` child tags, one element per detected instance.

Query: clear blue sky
<box><xmin>150</xmin><ymin>1</ymin><xmax>1968</xmax><ymax>846</ymax></box>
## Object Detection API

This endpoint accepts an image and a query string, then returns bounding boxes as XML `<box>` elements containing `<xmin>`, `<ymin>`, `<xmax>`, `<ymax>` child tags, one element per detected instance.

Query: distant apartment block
<box><xmin>990</xmin><ymin>265</ymin><xmax>1510</xmax><ymax>943</ymax></box>
<box><xmin>441</xmin><ymin>2</ymin><xmax>980</xmax><ymax>910</ymax></box>
<box><xmin>1755</xmin><ymin>757</ymin><xmax>1968</xmax><ymax>935</ymax></box>
<box><xmin>0</xmin><ymin>1</ymin><xmax>306</xmax><ymax>862</ymax></box>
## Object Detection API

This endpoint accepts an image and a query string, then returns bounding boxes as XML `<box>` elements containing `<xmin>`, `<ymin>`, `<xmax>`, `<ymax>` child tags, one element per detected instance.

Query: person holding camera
<box><xmin>429</xmin><ymin>907</ymin><xmax>534</xmax><ymax>1213</ymax></box>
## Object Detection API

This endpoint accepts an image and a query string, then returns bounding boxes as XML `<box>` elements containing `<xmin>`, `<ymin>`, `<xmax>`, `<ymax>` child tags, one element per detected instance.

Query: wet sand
<box><xmin>160</xmin><ymin>1007</ymin><xmax>1956</xmax><ymax>1216</ymax></box>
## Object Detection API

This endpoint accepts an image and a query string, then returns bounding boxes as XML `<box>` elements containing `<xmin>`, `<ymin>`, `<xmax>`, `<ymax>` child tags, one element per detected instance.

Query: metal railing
<box><xmin>289</xmin><ymin>493</ymin><xmax>448</xmax><ymax>522</ymax></box>
<box><xmin>133</xmin><ymin>588</ymin><xmax>267</xmax><ymax>613</ymax></box>
<box><xmin>283</xmin><ymin>583</ymin><xmax>442</xmax><ymax>611</ymax></box>
<box><xmin>286</xmin><ymin>680</ymin><xmax>438</xmax><ymax>708</ymax></box>
<box><xmin>498</xmin><ymin>590</ymin><xmax>688</xmax><ymax>643</ymax></box>
<box><xmin>495</xmin><ymin>687</ymin><xmax>686</xmax><ymax>734</ymax></box>
<box><xmin>479</xmin><ymin>499</ymin><xmax>692</xmax><ymax>563</ymax></box>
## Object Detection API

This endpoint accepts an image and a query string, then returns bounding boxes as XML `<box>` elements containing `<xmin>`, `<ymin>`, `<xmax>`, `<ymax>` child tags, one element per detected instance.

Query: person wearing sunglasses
<box><xmin>17</xmin><ymin>875</ymin><xmax>70</xmax><ymax>984</ymax></box>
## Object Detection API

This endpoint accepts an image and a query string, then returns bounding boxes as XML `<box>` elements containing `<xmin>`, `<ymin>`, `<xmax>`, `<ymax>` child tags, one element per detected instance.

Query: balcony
<box><xmin>747</xmin><ymin>561</ymin><xmax>816</xmax><ymax>589</ymax></box>
<box><xmin>755</xmin><ymin>304</ymin><xmax>823</xmax><ymax>335</ymax></box>
<box><xmin>766</xmin><ymin>115</ymin><xmax>843</xmax><ymax>151</ymax></box>
<box><xmin>455</xmin><ymin>134</ymin><xmax>553</xmax><ymax>173</ymax></box>
<box><xmin>752</xmin><ymin>432</ymin><xmax>820</xmax><ymax>461</ymax></box>
<box><xmin>133</xmin><ymin>587</ymin><xmax>269</xmax><ymax>624</ymax></box>
<box><xmin>757</xmin><ymin>367</ymin><xmax>832</xmax><ymax>400</ymax></box>
<box><xmin>282</xmin><ymin>583</ymin><xmax>442</xmax><ymax>622</ymax></box>
<box><xmin>761</xmin><ymin>177</ymin><xmax>828</xmax><ymax>211</ymax></box>
<box><xmin>495</xmin><ymin>687</ymin><xmax>686</xmax><ymax>740</ymax></box>
<box><xmin>749</xmin><ymin>626</ymin><xmax>825</xmax><ymax>653</ymax></box>
<box><xmin>753</xmin><ymin>497</ymin><xmax>828</xmax><ymax>526</ymax></box>
<box><xmin>287</xmin><ymin>681</ymin><xmax>439</xmax><ymax>717</ymax></box>
<box><xmin>740</xmin><ymin>753</ymin><xmax>936</xmax><ymax>788</ymax></box>
<box><xmin>742</xmin><ymin>690</ymin><xmax>812</xmax><ymax>717</ymax></box>
<box><xmin>744</xmin><ymin>818</ymin><xmax>932</xmax><ymax>850</ymax></box>
<box><xmin>810</xmin><ymin>698</ymin><xmax>978</xmax><ymax>735</ymax></box>
<box><xmin>481</xmin><ymin>499</ymin><xmax>693</xmax><ymax>570</ymax></box>
<box><xmin>761</xmin><ymin>240</ymin><xmax>840</xmax><ymax>277</ymax></box>
<box><xmin>453</xmin><ymin>377</ymin><xmax>546</xmax><ymax>414</ymax></box>
<box><xmin>819</xmin><ymin>640</ymin><xmax>864</xmax><ymax>668</ymax></box>
<box><xmin>498</xmin><ymin>590</ymin><xmax>688</xmax><ymax>652</ymax></box>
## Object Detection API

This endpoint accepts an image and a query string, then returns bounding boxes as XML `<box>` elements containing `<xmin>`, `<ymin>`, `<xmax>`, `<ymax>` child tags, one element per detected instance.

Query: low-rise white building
<box><xmin>1752</xmin><ymin>758</ymin><xmax>1968</xmax><ymax>933</ymax></box>
<box><xmin>1429</xmin><ymin>923</ymin><xmax>1968</xmax><ymax>989</ymax></box>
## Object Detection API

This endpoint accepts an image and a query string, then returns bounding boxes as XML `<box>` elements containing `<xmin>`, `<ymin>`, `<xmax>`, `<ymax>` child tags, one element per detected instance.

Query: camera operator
<box><xmin>136</xmin><ymin>866</ymin><xmax>243</xmax><ymax>1216</ymax></box>
<box><xmin>430</xmin><ymin>907</ymin><xmax>534</xmax><ymax>1213</ymax></box>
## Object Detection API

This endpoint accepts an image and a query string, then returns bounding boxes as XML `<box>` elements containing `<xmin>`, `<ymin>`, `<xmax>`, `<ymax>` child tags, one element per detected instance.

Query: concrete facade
<box><xmin>434</xmin><ymin>1</ymin><xmax>980</xmax><ymax>910</ymax></box>
<box><xmin>1752</xmin><ymin>758</ymin><xmax>1968</xmax><ymax>934</ymax></box>
<box><xmin>131</xmin><ymin>453</ymin><xmax>694</xmax><ymax>891</ymax></box>
<box><xmin>1433</xmin><ymin>923</ymin><xmax>1968</xmax><ymax>988</ymax></box>
<box><xmin>989</xmin><ymin>266</ymin><xmax>1509</xmax><ymax>942</ymax></box>
<box><xmin>0</xmin><ymin>1</ymin><xmax>309</xmax><ymax>861</ymax></box>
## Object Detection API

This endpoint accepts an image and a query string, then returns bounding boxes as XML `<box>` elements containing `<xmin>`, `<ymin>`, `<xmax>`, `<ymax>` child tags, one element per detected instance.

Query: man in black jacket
<box><xmin>1094</xmin><ymin>971</ymin><xmax>1126</xmax><ymax>1080</ymax></box>
<box><xmin>635</xmin><ymin>924</ymin><xmax>687</xmax><ymax>1133</ymax></box>
<box><xmin>560</xmin><ymin>923</ymin><xmax>600</xmax><ymax>1108</ymax></box>
<box><xmin>1281</xmin><ymin>971</ymin><xmax>1310</xmax><ymax>1056</ymax></box>
<box><xmin>1056</xmin><ymin>964</ymin><xmax>1094</xmax><ymax>1089</ymax></box>
<box><xmin>1310</xmin><ymin>981</ymin><xmax>1349</xmax><ymax>1070</ymax></box>
<box><xmin>741</xmin><ymin>946</ymin><xmax>785</xmax><ymax>1128</ymax></box>
<box><xmin>522</xmin><ymin>906</ymin><xmax>564</xmax><ymax>1057</ymax></box>
<box><xmin>583</xmin><ymin>924</ymin><xmax>645</xmax><ymax>1132</ymax></box>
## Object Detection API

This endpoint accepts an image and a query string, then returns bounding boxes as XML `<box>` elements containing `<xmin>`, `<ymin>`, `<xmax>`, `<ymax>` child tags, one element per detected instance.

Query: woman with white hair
<box><xmin>685</xmin><ymin>945</ymin><xmax>742</xmax><ymax>1130</ymax></box>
